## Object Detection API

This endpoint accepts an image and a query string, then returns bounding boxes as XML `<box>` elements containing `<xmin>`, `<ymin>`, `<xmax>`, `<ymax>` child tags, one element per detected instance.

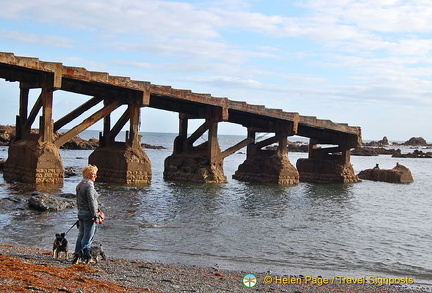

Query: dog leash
<box><xmin>64</xmin><ymin>220</ymin><xmax>78</xmax><ymax>236</ymax></box>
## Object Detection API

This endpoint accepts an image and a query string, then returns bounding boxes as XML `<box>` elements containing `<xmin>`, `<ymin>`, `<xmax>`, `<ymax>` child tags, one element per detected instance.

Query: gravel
<box><xmin>0</xmin><ymin>244</ymin><xmax>429</xmax><ymax>293</ymax></box>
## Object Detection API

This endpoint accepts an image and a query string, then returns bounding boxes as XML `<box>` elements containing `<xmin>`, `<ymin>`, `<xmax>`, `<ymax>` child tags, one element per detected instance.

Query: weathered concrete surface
<box><xmin>164</xmin><ymin>143</ymin><xmax>227</xmax><ymax>183</ymax></box>
<box><xmin>89</xmin><ymin>143</ymin><xmax>151</xmax><ymax>185</ymax></box>
<box><xmin>296</xmin><ymin>157</ymin><xmax>360</xmax><ymax>183</ymax></box>
<box><xmin>4</xmin><ymin>139</ymin><xmax>64</xmax><ymax>185</ymax></box>
<box><xmin>357</xmin><ymin>163</ymin><xmax>413</xmax><ymax>183</ymax></box>
<box><xmin>233</xmin><ymin>150</ymin><xmax>299</xmax><ymax>184</ymax></box>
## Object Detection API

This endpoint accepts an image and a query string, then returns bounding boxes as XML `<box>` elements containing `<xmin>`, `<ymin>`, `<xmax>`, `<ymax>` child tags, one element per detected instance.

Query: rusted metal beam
<box><xmin>53</xmin><ymin>100</ymin><xmax>122</xmax><ymax>148</ymax></box>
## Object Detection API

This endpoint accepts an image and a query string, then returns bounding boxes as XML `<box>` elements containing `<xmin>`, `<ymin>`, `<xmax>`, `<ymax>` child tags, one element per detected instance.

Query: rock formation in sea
<box><xmin>357</xmin><ymin>163</ymin><xmax>414</xmax><ymax>183</ymax></box>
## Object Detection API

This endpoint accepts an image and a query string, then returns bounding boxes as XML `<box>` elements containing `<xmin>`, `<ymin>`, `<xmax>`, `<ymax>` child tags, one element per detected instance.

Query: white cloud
<box><xmin>0</xmin><ymin>0</ymin><xmax>222</xmax><ymax>39</ymax></box>
<box><xmin>0</xmin><ymin>29</ymin><xmax>76</xmax><ymax>48</ymax></box>
<box><xmin>1</xmin><ymin>0</ymin><xmax>432</xmax><ymax>140</ymax></box>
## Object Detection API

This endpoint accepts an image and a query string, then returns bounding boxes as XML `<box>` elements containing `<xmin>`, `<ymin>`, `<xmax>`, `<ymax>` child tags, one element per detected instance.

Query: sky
<box><xmin>0</xmin><ymin>0</ymin><xmax>431</xmax><ymax>142</ymax></box>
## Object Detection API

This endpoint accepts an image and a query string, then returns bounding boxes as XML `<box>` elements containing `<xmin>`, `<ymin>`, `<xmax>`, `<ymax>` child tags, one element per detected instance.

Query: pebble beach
<box><xmin>0</xmin><ymin>244</ymin><xmax>430</xmax><ymax>293</ymax></box>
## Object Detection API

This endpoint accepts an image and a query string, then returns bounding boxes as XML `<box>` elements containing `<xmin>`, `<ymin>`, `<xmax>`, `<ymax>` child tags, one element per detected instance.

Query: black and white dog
<box><xmin>53</xmin><ymin>233</ymin><xmax>68</xmax><ymax>259</ymax></box>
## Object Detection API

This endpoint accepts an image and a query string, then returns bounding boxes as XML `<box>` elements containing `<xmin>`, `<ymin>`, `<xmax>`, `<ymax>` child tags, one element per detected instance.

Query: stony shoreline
<box><xmin>0</xmin><ymin>244</ymin><xmax>430</xmax><ymax>293</ymax></box>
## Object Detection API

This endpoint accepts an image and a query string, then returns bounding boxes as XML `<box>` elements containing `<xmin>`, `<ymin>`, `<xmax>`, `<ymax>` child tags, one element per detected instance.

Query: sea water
<box><xmin>0</xmin><ymin>132</ymin><xmax>431</xmax><ymax>287</ymax></box>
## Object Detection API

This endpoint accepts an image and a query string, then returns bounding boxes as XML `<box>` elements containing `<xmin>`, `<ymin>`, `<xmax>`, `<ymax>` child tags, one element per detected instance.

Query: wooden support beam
<box><xmin>18</xmin><ymin>84</ymin><xmax>30</xmax><ymax>139</ymax></box>
<box><xmin>19</xmin><ymin>85</ymin><xmax>29</xmax><ymax>124</ymax></box>
<box><xmin>40</xmin><ymin>88</ymin><xmax>54</xmax><ymax>142</ymax></box>
<box><xmin>108</xmin><ymin>107</ymin><xmax>129</xmax><ymax>142</ymax></box>
<box><xmin>246</xmin><ymin>129</ymin><xmax>256</xmax><ymax>157</ymax></box>
<box><xmin>255</xmin><ymin>135</ymin><xmax>279</xmax><ymax>150</ymax></box>
<box><xmin>173</xmin><ymin>114</ymin><xmax>188</xmax><ymax>153</ymax></box>
<box><xmin>102</xmin><ymin>106</ymin><xmax>111</xmax><ymax>147</ymax></box>
<box><xmin>53</xmin><ymin>100</ymin><xmax>122</xmax><ymax>148</ymax></box>
<box><xmin>278</xmin><ymin>134</ymin><xmax>288</xmax><ymax>156</ymax></box>
<box><xmin>179</xmin><ymin>114</ymin><xmax>188</xmax><ymax>139</ymax></box>
<box><xmin>219</xmin><ymin>137</ymin><xmax>253</xmax><ymax>160</ymax></box>
<box><xmin>129</xmin><ymin>98</ymin><xmax>141</xmax><ymax>148</ymax></box>
<box><xmin>25</xmin><ymin>92</ymin><xmax>43</xmax><ymax>131</ymax></box>
<box><xmin>187</xmin><ymin>120</ymin><xmax>209</xmax><ymax>146</ymax></box>
<box><xmin>208</xmin><ymin>120</ymin><xmax>219</xmax><ymax>164</ymax></box>
<box><xmin>54</xmin><ymin>96</ymin><xmax>103</xmax><ymax>131</ymax></box>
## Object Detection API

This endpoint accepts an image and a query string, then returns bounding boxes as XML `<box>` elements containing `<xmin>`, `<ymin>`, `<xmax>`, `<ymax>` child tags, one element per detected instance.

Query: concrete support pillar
<box><xmin>89</xmin><ymin>99</ymin><xmax>151</xmax><ymax>185</ymax></box>
<box><xmin>164</xmin><ymin>114</ymin><xmax>227</xmax><ymax>183</ymax></box>
<box><xmin>5</xmin><ymin>85</ymin><xmax>64</xmax><ymax>186</ymax></box>
<box><xmin>296</xmin><ymin>140</ymin><xmax>360</xmax><ymax>183</ymax></box>
<box><xmin>233</xmin><ymin>128</ymin><xmax>299</xmax><ymax>184</ymax></box>
<box><xmin>4</xmin><ymin>139</ymin><xmax>64</xmax><ymax>185</ymax></box>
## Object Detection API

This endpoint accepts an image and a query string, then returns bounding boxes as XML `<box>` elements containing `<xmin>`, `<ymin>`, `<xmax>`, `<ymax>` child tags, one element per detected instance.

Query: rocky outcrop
<box><xmin>28</xmin><ymin>192</ymin><xmax>76</xmax><ymax>211</ymax></box>
<box><xmin>351</xmin><ymin>147</ymin><xmax>397</xmax><ymax>156</ymax></box>
<box><xmin>61</xmin><ymin>136</ymin><xmax>99</xmax><ymax>150</ymax></box>
<box><xmin>357</xmin><ymin>163</ymin><xmax>414</xmax><ymax>183</ymax></box>
<box><xmin>402</xmin><ymin>137</ymin><xmax>428</xmax><ymax>146</ymax></box>
<box><xmin>0</xmin><ymin>125</ymin><xmax>99</xmax><ymax>149</ymax></box>
<box><xmin>0</xmin><ymin>125</ymin><xmax>15</xmax><ymax>146</ymax></box>
<box><xmin>264</xmin><ymin>141</ymin><xmax>308</xmax><ymax>153</ymax></box>
<box><xmin>392</xmin><ymin>149</ymin><xmax>432</xmax><ymax>158</ymax></box>
<box><xmin>363</xmin><ymin>136</ymin><xmax>389</xmax><ymax>147</ymax></box>
<box><xmin>141</xmin><ymin>143</ymin><xmax>166</xmax><ymax>150</ymax></box>
<box><xmin>1</xmin><ymin>125</ymin><xmax>164</xmax><ymax>150</ymax></box>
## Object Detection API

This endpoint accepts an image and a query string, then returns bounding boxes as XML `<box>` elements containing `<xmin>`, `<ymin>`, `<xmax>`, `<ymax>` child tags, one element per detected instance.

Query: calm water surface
<box><xmin>0</xmin><ymin>132</ymin><xmax>431</xmax><ymax>287</ymax></box>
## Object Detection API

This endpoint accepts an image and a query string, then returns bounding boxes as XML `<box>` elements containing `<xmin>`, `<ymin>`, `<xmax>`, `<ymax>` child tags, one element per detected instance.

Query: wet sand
<box><xmin>0</xmin><ymin>244</ymin><xmax>429</xmax><ymax>293</ymax></box>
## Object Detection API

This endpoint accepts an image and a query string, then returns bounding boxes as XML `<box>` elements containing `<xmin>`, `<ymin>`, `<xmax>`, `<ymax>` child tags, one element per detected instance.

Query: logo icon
<box><xmin>243</xmin><ymin>273</ymin><xmax>257</xmax><ymax>288</ymax></box>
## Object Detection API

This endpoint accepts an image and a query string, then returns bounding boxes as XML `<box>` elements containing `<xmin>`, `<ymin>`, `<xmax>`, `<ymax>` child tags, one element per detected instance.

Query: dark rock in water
<box><xmin>352</xmin><ymin>147</ymin><xmax>396</xmax><ymax>156</ymax></box>
<box><xmin>61</xmin><ymin>136</ymin><xmax>99</xmax><ymax>150</ymax></box>
<box><xmin>28</xmin><ymin>192</ymin><xmax>76</xmax><ymax>211</ymax></box>
<box><xmin>264</xmin><ymin>141</ymin><xmax>308</xmax><ymax>153</ymax></box>
<box><xmin>402</xmin><ymin>137</ymin><xmax>428</xmax><ymax>146</ymax></box>
<box><xmin>363</xmin><ymin>136</ymin><xmax>389</xmax><ymax>147</ymax></box>
<box><xmin>0</xmin><ymin>125</ymin><xmax>15</xmax><ymax>146</ymax></box>
<box><xmin>357</xmin><ymin>163</ymin><xmax>414</xmax><ymax>183</ymax></box>
<box><xmin>392</xmin><ymin>149</ymin><xmax>432</xmax><ymax>158</ymax></box>
<box><xmin>64</xmin><ymin>167</ymin><xmax>79</xmax><ymax>177</ymax></box>
<box><xmin>141</xmin><ymin>143</ymin><xmax>166</xmax><ymax>149</ymax></box>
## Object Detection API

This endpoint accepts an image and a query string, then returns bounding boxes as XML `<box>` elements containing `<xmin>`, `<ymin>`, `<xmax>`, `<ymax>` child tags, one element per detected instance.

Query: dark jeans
<box><xmin>74</xmin><ymin>214</ymin><xmax>96</xmax><ymax>255</ymax></box>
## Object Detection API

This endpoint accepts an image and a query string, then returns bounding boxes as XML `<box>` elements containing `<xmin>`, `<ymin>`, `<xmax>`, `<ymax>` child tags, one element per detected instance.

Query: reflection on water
<box><xmin>0</xmin><ymin>135</ymin><xmax>432</xmax><ymax>287</ymax></box>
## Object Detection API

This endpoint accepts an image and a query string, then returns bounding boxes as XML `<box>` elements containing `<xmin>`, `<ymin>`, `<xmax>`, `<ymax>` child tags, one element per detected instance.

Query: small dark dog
<box><xmin>53</xmin><ymin>233</ymin><xmax>68</xmax><ymax>259</ymax></box>
<box><xmin>73</xmin><ymin>242</ymin><xmax>107</xmax><ymax>264</ymax></box>
<box><xmin>87</xmin><ymin>243</ymin><xmax>107</xmax><ymax>264</ymax></box>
